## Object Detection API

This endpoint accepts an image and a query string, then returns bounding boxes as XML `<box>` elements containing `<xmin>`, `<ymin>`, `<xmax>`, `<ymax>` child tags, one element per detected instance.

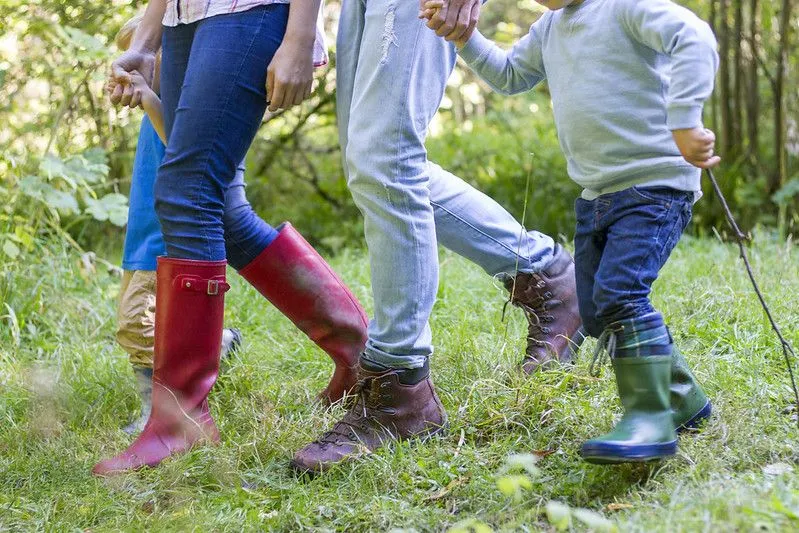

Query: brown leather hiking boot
<box><xmin>504</xmin><ymin>245</ymin><xmax>583</xmax><ymax>374</ymax></box>
<box><xmin>291</xmin><ymin>361</ymin><xmax>447</xmax><ymax>474</ymax></box>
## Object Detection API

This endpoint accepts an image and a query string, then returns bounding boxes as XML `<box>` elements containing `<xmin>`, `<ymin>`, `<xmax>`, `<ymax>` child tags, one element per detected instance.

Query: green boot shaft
<box><xmin>670</xmin><ymin>346</ymin><xmax>711</xmax><ymax>430</ymax></box>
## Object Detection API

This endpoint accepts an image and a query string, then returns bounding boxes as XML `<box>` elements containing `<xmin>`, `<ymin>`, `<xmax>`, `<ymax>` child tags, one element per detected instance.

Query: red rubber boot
<box><xmin>93</xmin><ymin>258</ymin><xmax>230</xmax><ymax>476</ymax></box>
<box><xmin>238</xmin><ymin>223</ymin><xmax>368</xmax><ymax>404</ymax></box>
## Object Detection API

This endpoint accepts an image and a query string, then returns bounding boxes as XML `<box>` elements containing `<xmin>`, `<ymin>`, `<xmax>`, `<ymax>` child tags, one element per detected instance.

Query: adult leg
<box><xmin>336</xmin><ymin>19</ymin><xmax>580</xmax><ymax>373</ymax></box>
<box><xmin>94</xmin><ymin>7</ymin><xmax>287</xmax><ymax>475</ymax></box>
<box><xmin>428</xmin><ymin>164</ymin><xmax>582</xmax><ymax>371</ymax></box>
<box><xmin>225</xmin><ymin>165</ymin><xmax>367</xmax><ymax>404</ymax></box>
<box><xmin>292</xmin><ymin>0</ymin><xmax>450</xmax><ymax>473</ymax></box>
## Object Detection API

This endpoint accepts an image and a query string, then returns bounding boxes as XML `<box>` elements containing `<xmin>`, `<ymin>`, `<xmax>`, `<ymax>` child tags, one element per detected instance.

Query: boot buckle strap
<box><xmin>176</xmin><ymin>275</ymin><xmax>230</xmax><ymax>296</ymax></box>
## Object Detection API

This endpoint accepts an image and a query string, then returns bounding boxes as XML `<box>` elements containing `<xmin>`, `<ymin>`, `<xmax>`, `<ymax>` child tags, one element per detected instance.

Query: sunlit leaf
<box><xmin>3</xmin><ymin>239</ymin><xmax>20</xmax><ymax>259</ymax></box>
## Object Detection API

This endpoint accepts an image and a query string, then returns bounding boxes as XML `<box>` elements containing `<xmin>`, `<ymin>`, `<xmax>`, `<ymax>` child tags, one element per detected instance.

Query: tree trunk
<box><xmin>772</xmin><ymin>0</ymin><xmax>792</xmax><ymax>196</ymax></box>
<box><xmin>709</xmin><ymin>0</ymin><xmax>720</xmax><ymax>133</ymax></box>
<box><xmin>746</xmin><ymin>0</ymin><xmax>760</xmax><ymax>160</ymax></box>
<box><xmin>733</xmin><ymin>0</ymin><xmax>744</xmax><ymax>148</ymax></box>
<box><xmin>718</xmin><ymin>0</ymin><xmax>734</xmax><ymax>155</ymax></box>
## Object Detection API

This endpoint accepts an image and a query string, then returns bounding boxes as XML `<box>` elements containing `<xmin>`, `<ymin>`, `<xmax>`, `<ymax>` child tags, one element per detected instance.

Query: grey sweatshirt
<box><xmin>459</xmin><ymin>0</ymin><xmax>719</xmax><ymax>199</ymax></box>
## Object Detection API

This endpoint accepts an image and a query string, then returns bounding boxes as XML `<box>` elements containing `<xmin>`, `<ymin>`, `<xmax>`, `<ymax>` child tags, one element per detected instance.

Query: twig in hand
<box><xmin>706</xmin><ymin>168</ymin><xmax>799</xmax><ymax>426</ymax></box>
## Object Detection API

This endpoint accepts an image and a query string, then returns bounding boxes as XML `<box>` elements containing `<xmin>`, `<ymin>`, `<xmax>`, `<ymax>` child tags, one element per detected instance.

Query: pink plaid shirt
<box><xmin>162</xmin><ymin>0</ymin><xmax>328</xmax><ymax>66</ymax></box>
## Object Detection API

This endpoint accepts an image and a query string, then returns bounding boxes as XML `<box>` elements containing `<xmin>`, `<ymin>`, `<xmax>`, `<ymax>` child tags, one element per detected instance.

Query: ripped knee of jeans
<box><xmin>380</xmin><ymin>5</ymin><xmax>399</xmax><ymax>65</ymax></box>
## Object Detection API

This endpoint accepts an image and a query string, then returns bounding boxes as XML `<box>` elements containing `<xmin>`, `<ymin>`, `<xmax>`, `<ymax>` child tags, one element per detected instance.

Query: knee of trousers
<box><xmin>154</xmin><ymin>169</ymin><xmax>225</xmax><ymax>246</ymax></box>
<box><xmin>221</xmin><ymin>203</ymin><xmax>260</xmax><ymax>269</ymax></box>
<box><xmin>116</xmin><ymin>313</ymin><xmax>155</xmax><ymax>367</ymax></box>
<box><xmin>345</xmin><ymin>167</ymin><xmax>432</xmax><ymax>222</ymax></box>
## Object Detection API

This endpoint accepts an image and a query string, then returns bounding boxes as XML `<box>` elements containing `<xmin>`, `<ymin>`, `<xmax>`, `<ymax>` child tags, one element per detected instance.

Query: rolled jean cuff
<box><xmin>611</xmin><ymin>313</ymin><xmax>673</xmax><ymax>358</ymax></box>
<box><xmin>362</xmin><ymin>347</ymin><xmax>429</xmax><ymax>370</ymax></box>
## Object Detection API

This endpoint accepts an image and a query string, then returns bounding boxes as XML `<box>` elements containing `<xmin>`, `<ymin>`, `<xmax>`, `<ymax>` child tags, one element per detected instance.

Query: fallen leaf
<box><xmin>424</xmin><ymin>476</ymin><xmax>470</xmax><ymax>502</ymax></box>
<box><xmin>533</xmin><ymin>449</ymin><xmax>556</xmax><ymax>458</ymax></box>
<box><xmin>606</xmin><ymin>503</ymin><xmax>633</xmax><ymax>512</ymax></box>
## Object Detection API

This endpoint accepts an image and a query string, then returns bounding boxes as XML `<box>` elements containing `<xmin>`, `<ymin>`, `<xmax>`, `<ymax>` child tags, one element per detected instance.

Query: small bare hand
<box><xmin>672</xmin><ymin>127</ymin><xmax>721</xmax><ymax>169</ymax></box>
<box><xmin>108</xmin><ymin>49</ymin><xmax>156</xmax><ymax>108</ymax></box>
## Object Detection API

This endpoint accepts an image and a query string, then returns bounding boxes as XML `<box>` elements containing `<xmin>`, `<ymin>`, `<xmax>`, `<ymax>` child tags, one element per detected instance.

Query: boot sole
<box><xmin>676</xmin><ymin>400</ymin><xmax>712</xmax><ymax>433</ymax></box>
<box><xmin>290</xmin><ymin>421</ymin><xmax>449</xmax><ymax>477</ymax></box>
<box><xmin>580</xmin><ymin>439</ymin><xmax>678</xmax><ymax>465</ymax></box>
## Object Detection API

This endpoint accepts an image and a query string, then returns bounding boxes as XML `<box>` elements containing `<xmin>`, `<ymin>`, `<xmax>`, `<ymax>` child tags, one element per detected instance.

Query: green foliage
<box><xmin>0</xmin><ymin>0</ymin><xmax>796</xmax><ymax>256</ymax></box>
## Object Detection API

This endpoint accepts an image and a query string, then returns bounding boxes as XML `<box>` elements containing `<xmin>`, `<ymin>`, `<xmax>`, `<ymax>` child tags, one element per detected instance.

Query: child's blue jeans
<box><xmin>574</xmin><ymin>186</ymin><xmax>694</xmax><ymax>338</ymax></box>
<box><xmin>156</xmin><ymin>5</ymin><xmax>288</xmax><ymax>269</ymax></box>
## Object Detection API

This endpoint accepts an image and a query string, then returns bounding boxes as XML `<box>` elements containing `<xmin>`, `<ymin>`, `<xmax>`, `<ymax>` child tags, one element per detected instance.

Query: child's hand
<box><xmin>419</xmin><ymin>0</ymin><xmax>443</xmax><ymax>21</ymax></box>
<box><xmin>107</xmin><ymin>70</ymin><xmax>155</xmax><ymax>110</ymax></box>
<box><xmin>672</xmin><ymin>127</ymin><xmax>721</xmax><ymax>169</ymax></box>
<box><xmin>108</xmin><ymin>49</ymin><xmax>157</xmax><ymax>107</ymax></box>
<box><xmin>418</xmin><ymin>0</ymin><xmax>474</xmax><ymax>48</ymax></box>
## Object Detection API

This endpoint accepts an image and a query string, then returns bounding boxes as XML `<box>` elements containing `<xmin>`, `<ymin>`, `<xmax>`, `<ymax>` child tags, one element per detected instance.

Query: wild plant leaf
<box><xmin>84</xmin><ymin>193</ymin><xmax>128</xmax><ymax>226</ymax></box>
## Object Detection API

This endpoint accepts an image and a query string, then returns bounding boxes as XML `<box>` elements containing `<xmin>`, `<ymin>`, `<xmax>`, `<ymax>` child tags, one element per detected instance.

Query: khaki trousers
<box><xmin>116</xmin><ymin>270</ymin><xmax>157</xmax><ymax>368</ymax></box>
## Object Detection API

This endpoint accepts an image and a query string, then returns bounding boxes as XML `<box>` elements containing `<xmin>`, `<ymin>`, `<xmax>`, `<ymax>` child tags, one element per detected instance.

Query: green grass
<box><xmin>2</xmin><ymin>235</ymin><xmax>799</xmax><ymax>532</ymax></box>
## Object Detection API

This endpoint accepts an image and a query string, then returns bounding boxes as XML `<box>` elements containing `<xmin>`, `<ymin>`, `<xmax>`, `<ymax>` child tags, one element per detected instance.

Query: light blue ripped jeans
<box><xmin>337</xmin><ymin>0</ymin><xmax>555</xmax><ymax>369</ymax></box>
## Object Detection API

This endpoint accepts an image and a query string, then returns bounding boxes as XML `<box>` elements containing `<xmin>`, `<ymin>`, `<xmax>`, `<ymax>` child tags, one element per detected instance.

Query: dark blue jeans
<box><xmin>574</xmin><ymin>186</ymin><xmax>694</xmax><ymax>338</ymax></box>
<box><xmin>156</xmin><ymin>5</ymin><xmax>289</xmax><ymax>268</ymax></box>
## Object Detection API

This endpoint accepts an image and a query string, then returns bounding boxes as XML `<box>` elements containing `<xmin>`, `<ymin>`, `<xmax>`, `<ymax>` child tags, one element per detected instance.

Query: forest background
<box><xmin>0</xmin><ymin>0</ymin><xmax>796</xmax><ymax>266</ymax></box>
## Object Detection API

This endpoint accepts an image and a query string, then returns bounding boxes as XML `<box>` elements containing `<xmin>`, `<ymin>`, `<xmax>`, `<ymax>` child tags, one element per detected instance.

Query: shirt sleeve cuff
<box><xmin>667</xmin><ymin>104</ymin><xmax>704</xmax><ymax>130</ymax></box>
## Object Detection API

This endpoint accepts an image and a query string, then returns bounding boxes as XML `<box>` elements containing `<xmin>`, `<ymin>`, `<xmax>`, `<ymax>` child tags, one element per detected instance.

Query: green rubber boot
<box><xmin>581</xmin><ymin>355</ymin><xmax>678</xmax><ymax>464</ymax></box>
<box><xmin>671</xmin><ymin>346</ymin><xmax>712</xmax><ymax>431</ymax></box>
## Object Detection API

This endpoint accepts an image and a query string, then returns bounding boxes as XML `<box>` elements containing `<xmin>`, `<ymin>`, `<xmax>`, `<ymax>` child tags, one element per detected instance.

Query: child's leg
<box><xmin>116</xmin><ymin>270</ymin><xmax>156</xmax><ymax>434</ymax></box>
<box><xmin>116</xmin><ymin>270</ymin><xmax>156</xmax><ymax>369</ymax></box>
<box><xmin>573</xmin><ymin>198</ymin><xmax>606</xmax><ymax>340</ymax></box>
<box><xmin>575</xmin><ymin>190</ymin><xmax>711</xmax><ymax>433</ymax></box>
<box><xmin>579</xmin><ymin>187</ymin><xmax>695</xmax><ymax>463</ymax></box>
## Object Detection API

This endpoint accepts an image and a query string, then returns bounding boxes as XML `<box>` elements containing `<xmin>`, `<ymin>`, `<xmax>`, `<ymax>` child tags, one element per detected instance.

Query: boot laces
<box><xmin>589</xmin><ymin>326</ymin><xmax>621</xmax><ymax>377</ymax></box>
<box><xmin>503</xmin><ymin>275</ymin><xmax>558</xmax><ymax>347</ymax></box>
<box><xmin>318</xmin><ymin>376</ymin><xmax>388</xmax><ymax>445</ymax></box>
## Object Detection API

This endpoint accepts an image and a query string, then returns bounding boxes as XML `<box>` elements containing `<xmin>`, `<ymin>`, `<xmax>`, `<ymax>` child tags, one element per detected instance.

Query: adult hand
<box><xmin>672</xmin><ymin>127</ymin><xmax>721</xmax><ymax>169</ymax></box>
<box><xmin>108</xmin><ymin>49</ymin><xmax>157</xmax><ymax>108</ymax></box>
<box><xmin>423</xmin><ymin>0</ymin><xmax>481</xmax><ymax>45</ymax></box>
<box><xmin>266</xmin><ymin>39</ymin><xmax>314</xmax><ymax>112</ymax></box>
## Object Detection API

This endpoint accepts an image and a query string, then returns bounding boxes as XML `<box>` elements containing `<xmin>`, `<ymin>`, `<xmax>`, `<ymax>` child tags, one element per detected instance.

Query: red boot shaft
<box><xmin>93</xmin><ymin>258</ymin><xmax>229</xmax><ymax>476</ymax></box>
<box><xmin>238</xmin><ymin>223</ymin><xmax>368</xmax><ymax>403</ymax></box>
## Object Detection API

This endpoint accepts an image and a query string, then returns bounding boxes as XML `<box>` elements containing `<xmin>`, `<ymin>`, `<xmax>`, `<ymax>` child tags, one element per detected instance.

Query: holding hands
<box><xmin>672</xmin><ymin>128</ymin><xmax>721</xmax><ymax>169</ymax></box>
<box><xmin>107</xmin><ymin>49</ymin><xmax>157</xmax><ymax>109</ymax></box>
<box><xmin>418</xmin><ymin>0</ymin><xmax>480</xmax><ymax>48</ymax></box>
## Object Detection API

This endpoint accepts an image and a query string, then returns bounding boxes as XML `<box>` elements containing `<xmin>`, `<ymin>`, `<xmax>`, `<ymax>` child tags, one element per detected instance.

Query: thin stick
<box><xmin>501</xmin><ymin>155</ymin><xmax>534</xmax><ymax>346</ymax></box>
<box><xmin>706</xmin><ymin>168</ymin><xmax>799</xmax><ymax>426</ymax></box>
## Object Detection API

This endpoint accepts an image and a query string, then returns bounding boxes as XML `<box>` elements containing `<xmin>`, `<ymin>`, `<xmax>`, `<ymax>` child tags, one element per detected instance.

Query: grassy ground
<box><xmin>2</xmin><ymin>235</ymin><xmax>799</xmax><ymax>532</ymax></box>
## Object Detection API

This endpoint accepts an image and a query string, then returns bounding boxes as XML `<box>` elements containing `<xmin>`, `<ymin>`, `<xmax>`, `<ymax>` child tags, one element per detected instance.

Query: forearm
<box><xmin>142</xmin><ymin>93</ymin><xmax>166</xmax><ymax>143</ymax></box>
<box><xmin>458</xmin><ymin>31</ymin><xmax>544</xmax><ymax>95</ymax></box>
<box><xmin>131</xmin><ymin>0</ymin><xmax>167</xmax><ymax>52</ymax></box>
<box><xmin>283</xmin><ymin>0</ymin><xmax>321</xmax><ymax>47</ymax></box>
